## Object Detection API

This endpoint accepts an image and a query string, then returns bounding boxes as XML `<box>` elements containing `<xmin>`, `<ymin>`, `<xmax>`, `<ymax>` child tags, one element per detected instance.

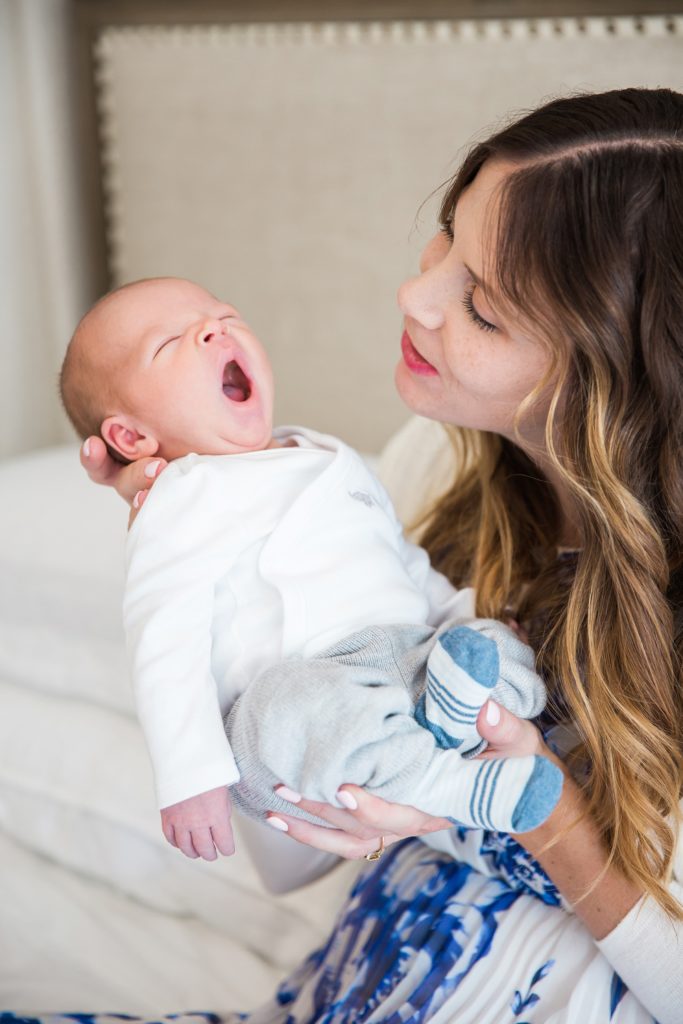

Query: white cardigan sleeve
<box><xmin>124</xmin><ymin>460</ymin><xmax>241</xmax><ymax>810</ymax></box>
<box><xmin>595</xmin><ymin>878</ymin><xmax>683</xmax><ymax>1024</ymax></box>
<box><xmin>237</xmin><ymin>815</ymin><xmax>342</xmax><ymax>894</ymax></box>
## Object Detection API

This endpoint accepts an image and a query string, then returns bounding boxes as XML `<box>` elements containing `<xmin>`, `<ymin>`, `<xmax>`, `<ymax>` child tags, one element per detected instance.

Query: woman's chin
<box><xmin>394</xmin><ymin>361</ymin><xmax>440</xmax><ymax>417</ymax></box>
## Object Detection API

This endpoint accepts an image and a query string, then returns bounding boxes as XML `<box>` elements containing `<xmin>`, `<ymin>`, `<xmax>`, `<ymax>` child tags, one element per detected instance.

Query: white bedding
<box><xmin>0</xmin><ymin>831</ymin><xmax>280</xmax><ymax>1014</ymax></box>
<box><xmin>0</xmin><ymin>444</ymin><xmax>364</xmax><ymax>1013</ymax></box>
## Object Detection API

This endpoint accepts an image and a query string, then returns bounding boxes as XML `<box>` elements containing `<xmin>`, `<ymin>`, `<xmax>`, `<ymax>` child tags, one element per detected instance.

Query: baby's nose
<box><xmin>196</xmin><ymin>319</ymin><xmax>228</xmax><ymax>346</ymax></box>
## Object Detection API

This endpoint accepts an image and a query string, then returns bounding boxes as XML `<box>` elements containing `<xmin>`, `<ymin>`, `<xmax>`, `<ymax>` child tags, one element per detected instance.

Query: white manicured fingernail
<box><xmin>133</xmin><ymin>490</ymin><xmax>143</xmax><ymax>509</ymax></box>
<box><xmin>275</xmin><ymin>785</ymin><xmax>302</xmax><ymax>804</ymax></box>
<box><xmin>486</xmin><ymin>701</ymin><xmax>501</xmax><ymax>726</ymax></box>
<box><xmin>336</xmin><ymin>790</ymin><xmax>358</xmax><ymax>810</ymax></box>
<box><xmin>82</xmin><ymin>439</ymin><xmax>90</xmax><ymax>458</ymax></box>
<box><xmin>266</xmin><ymin>816</ymin><xmax>289</xmax><ymax>832</ymax></box>
<box><xmin>145</xmin><ymin>460</ymin><xmax>161</xmax><ymax>479</ymax></box>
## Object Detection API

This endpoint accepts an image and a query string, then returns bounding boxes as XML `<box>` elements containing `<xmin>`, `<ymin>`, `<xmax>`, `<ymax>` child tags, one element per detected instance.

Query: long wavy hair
<box><xmin>420</xmin><ymin>89</ymin><xmax>683</xmax><ymax>918</ymax></box>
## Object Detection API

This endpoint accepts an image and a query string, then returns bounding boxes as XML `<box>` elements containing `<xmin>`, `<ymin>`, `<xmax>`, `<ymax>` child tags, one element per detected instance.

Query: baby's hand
<box><xmin>160</xmin><ymin>785</ymin><xmax>235</xmax><ymax>861</ymax></box>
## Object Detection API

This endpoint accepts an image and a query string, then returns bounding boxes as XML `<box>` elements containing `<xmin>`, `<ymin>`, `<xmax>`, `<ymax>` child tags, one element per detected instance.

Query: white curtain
<box><xmin>0</xmin><ymin>0</ymin><xmax>94</xmax><ymax>461</ymax></box>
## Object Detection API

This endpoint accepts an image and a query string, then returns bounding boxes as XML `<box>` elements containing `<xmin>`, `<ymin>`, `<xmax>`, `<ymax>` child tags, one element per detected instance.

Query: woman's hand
<box><xmin>80</xmin><ymin>435</ymin><xmax>166</xmax><ymax>521</ymax></box>
<box><xmin>266</xmin><ymin>785</ymin><xmax>453</xmax><ymax>861</ymax></box>
<box><xmin>474</xmin><ymin>699</ymin><xmax>559</xmax><ymax>764</ymax></box>
<box><xmin>266</xmin><ymin>701</ymin><xmax>568</xmax><ymax>860</ymax></box>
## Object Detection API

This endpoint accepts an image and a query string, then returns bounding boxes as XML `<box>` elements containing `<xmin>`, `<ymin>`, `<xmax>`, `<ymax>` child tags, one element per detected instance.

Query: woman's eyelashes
<box><xmin>462</xmin><ymin>286</ymin><xmax>498</xmax><ymax>334</ymax></box>
<box><xmin>437</xmin><ymin>222</ymin><xmax>498</xmax><ymax>333</ymax></box>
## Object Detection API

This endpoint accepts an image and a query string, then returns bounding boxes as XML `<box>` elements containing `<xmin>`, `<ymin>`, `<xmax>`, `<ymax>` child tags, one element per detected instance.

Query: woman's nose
<box><xmin>397</xmin><ymin>231</ymin><xmax>458</xmax><ymax>330</ymax></box>
<box><xmin>397</xmin><ymin>273</ymin><xmax>445</xmax><ymax>332</ymax></box>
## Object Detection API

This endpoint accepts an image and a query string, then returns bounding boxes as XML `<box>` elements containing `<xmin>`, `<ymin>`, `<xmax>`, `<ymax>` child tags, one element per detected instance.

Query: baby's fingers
<box><xmin>161</xmin><ymin>820</ymin><xmax>178</xmax><ymax>849</ymax></box>
<box><xmin>188</xmin><ymin>827</ymin><xmax>217</xmax><ymax>861</ymax></box>
<box><xmin>210</xmin><ymin>820</ymin><xmax>236</xmax><ymax>857</ymax></box>
<box><xmin>173</xmin><ymin>827</ymin><xmax>201</xmax><ymax>859</ymax></box>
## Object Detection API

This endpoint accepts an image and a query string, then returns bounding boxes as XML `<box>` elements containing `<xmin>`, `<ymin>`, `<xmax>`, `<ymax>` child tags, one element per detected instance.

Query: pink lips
<box><xmin>400</xmin><ymin>331</ymin><xmax>438</xmax><ymax>376</ymax></box>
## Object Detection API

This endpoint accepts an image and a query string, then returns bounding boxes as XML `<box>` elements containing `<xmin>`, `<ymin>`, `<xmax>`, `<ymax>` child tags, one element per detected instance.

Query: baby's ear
<box><xmin>101</xmin><ymin>416</ymin><xmax>160</xmax><ymax>462</ymax></box>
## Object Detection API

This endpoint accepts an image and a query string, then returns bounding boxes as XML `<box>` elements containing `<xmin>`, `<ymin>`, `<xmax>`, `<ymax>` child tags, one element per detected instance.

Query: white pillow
<box><xmin>0</xmin><ymin>674</ymin><xmax>357</xmax><ymax>972</ymax></box>
<box><xmin>0</xmin><ymin>830</ymin><xmax>283</xmax><ymax>1013</ymax></box>
<box><xmin>0</xmin><ymin>445</ymin><xmax>134</xmax><ymax>714</ymax></box>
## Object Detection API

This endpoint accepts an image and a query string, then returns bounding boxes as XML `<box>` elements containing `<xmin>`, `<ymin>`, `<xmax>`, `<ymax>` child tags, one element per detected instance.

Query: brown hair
<box><xmin>59</xmin><ymin>281</ymin><xmax>150</xmax><ymax>462</ymax></box>
<box><xmin>59</xmin><ymin>331</ymin><xmax>110</xmax><ymax>443</ymax></box>
<box><xmin>421</xmin><ymin>89</ymin><xmax>683</xmax><ymax>917</ymax></box>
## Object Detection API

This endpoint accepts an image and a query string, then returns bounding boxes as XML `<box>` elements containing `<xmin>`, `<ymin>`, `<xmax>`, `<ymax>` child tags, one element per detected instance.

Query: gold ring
<box><xmin>365</xmin><ymin>836</ymin><xmax>385</xmax><ymax>862</ymax></box>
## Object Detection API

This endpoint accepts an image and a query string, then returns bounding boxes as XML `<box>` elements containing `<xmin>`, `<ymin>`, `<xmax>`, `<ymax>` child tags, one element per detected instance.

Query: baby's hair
<box><xmin>59</xmin><ymin>279</ymin><xmax>160</xmax><ymax>464</ymax></box>
<box><xmin>60</xmin><ymin>322</ymin><xmax>109</xmax><ymax>441</ymax></box>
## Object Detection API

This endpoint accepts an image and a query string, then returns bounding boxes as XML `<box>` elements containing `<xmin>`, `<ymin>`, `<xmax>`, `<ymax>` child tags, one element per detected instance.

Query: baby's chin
<box><xmin>158</xmin><ymin>431</ymin><xmax>275</xmax><ymax>461</ymax></box>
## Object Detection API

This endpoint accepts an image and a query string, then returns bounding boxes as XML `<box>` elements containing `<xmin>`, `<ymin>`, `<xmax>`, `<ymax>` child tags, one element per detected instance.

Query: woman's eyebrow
<box><xmin>463</xmin><ymin>263</ymin><xmax>491</xmax><ymax>293</ymax></box>
<box><xmin>464</xmin><ymin>263</ymin><xmax>507</xmax><ymax>318</ymax></box>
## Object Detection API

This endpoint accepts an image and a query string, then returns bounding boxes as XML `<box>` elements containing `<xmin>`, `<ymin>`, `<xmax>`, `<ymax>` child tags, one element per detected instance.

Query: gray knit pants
<box><xmin>225</xmin><ymin>623</ymin><xmax>563</xmax><ymax>834</ymax></box>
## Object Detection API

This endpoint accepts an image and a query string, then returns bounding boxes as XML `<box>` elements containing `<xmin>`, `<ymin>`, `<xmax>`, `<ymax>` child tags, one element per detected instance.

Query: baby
<box><xmin>60</xmin><ymin>277</ymin><xmax>562</xmax><ymax>860</ymax></box>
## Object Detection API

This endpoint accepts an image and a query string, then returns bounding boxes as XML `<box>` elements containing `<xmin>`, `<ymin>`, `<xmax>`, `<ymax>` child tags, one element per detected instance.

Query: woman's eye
<box><xmin>462</xmin><ymin>286</ymin><xmax>497</xmax><ymax>334</ymax></box>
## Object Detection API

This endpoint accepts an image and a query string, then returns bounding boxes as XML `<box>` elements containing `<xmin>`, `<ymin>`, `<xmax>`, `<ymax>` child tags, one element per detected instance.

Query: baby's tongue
<box><xmin>223</xmin><ymin>360</ymin><xmax>250</xmax><ymax>402</ymax></box>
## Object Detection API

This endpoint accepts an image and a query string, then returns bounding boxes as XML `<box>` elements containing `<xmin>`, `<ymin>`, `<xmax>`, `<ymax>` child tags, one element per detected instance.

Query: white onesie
<box><xmin>123</xmin><ymin>425</ymin><xmax>474</xmax><ymax>809</ymax></box>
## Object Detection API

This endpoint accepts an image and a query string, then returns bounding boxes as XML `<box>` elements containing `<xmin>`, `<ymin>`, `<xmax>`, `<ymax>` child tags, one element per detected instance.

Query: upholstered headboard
<box><xmin>89</xmin><ymin>11</ymin><xmax>683</xmax><ymax>450</ymax></box>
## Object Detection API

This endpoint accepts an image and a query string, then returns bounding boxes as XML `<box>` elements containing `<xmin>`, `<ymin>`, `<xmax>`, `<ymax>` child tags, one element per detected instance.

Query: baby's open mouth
<box><xmin>222</xmin><ymin>360</ymin><xmax>251</xmax><ymax>403</ymax></box>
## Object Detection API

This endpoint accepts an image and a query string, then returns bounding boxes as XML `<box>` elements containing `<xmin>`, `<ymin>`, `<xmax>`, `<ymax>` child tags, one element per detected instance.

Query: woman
<box><xmin>53</xmin><ymin>87</ymin><xmax>683</xmax><ymax>1021</ymax></box>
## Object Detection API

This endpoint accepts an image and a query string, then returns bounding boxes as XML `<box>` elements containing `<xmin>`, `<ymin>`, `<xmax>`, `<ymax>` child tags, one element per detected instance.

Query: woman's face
<box><xmin>396</xmin><ymin>159</ymin><xmax>553</xmax><ymax>445</ymax></box>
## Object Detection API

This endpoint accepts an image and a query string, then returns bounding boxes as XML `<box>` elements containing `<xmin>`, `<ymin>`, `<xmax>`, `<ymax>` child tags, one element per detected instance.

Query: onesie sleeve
<box><xmin>370</xmin><ymin>428</ymin><xmax>479</xmax><ymax>626</ymax></box>
<box><xmin>392</xmin><ymin>521</ymin><xmax>476</xmax><ymax>628</ymax></box>
<box><xmin>124</xmin><ymin>460</ymin><xmax>240</xmax><ymax>809</ymax></box>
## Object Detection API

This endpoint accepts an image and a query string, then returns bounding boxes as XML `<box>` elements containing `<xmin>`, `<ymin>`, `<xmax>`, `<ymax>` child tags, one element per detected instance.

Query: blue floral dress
<box><xmin>0</xmin><ymin>824</ymin><xmax>655</xmax><ymax>1024</ymax></box>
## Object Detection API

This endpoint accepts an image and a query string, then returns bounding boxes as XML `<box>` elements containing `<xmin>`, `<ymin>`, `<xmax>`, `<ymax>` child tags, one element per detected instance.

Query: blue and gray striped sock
<box><xmin>416</xmin><ymin>625</ymin><xmax>562</xmax><ymax>831</ymax></box>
